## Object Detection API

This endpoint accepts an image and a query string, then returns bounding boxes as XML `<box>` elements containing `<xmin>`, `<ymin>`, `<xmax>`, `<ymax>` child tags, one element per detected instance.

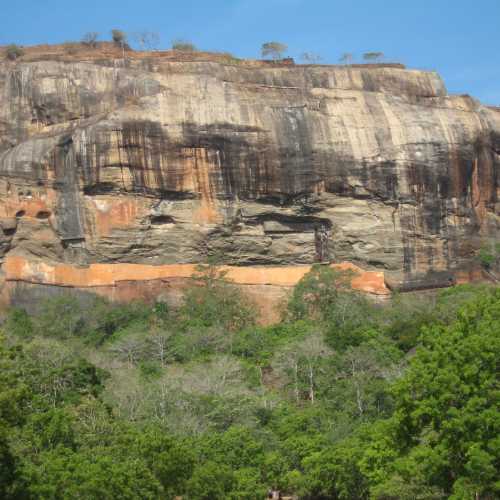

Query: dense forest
<box><xmin>0</xmin><ymin>264</ymin><xmax>498</xmax><ymax>499</ymax></box>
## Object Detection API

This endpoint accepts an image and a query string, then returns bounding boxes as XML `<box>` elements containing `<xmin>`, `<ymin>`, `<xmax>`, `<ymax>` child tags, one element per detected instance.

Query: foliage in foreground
<box><xmin>0</xmin><ymin>263</ymin><xmax>498</xmax><ymax>499</ymax></box>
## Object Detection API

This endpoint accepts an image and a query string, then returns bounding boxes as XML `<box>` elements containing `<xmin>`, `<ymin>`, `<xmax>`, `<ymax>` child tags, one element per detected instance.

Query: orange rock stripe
<box><xmin>3</xmin><ymin>255</ymin><xmax>389</xmax><ymax>295</ymax></box>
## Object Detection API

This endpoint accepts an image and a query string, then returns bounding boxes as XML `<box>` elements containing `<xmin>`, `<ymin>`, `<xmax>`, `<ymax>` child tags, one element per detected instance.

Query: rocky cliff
<box><xmin>0</xmin><ymin>47</ymin><xmax>499</xmax><ymax>314</ymax></box>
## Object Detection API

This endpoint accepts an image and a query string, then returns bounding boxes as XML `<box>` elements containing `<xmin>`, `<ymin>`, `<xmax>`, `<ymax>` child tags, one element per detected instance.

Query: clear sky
<box><xmin>1</xmin><ymin>0</ymin><xmax>499</xmax><ymax>104</ymax></box>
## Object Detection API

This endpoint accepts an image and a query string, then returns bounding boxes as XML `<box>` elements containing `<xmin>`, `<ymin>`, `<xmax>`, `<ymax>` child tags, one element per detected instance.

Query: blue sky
<box><xmin>1</xmin><ymin>0</ymin><xmax>499</xmax><ymax>104</ymax></box>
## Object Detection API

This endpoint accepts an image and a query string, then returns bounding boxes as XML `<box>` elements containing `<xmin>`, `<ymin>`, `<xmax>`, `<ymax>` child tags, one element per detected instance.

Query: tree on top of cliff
<box><xmin>111</xmin><ymin>29</ymin><xmax>127</xmax><ymax>45</ymax></box>
<box><xmin>363</xmin><ymin>51</ymin><xmax>384</xmax><ymax>62</ymax></box>
<box><xmin>111</xmin><ymin>30</ymin><xmax>130</xmax><ymax>59</ymax></box>
<box><xmin>171</xmin><ymin>39</ymin><xmax>197</xmax><ymax>52</ymax></box>
<box><xmin>81</xmin><ymin>32</ymin><xmax>99</xmax><ymax>48</ymax></box>
<box><xmin>339</xmin><ymin>52</ymin><xmax>354</xmax><ymax>64</ymax></box>
<box><xmin>261</xmin><ymin>42</ymin><xmax>288</xmax><ymax>60</ymax></box>
<box><xmin>133</xmin><ymin>31</ymin><xmax>160</xmax><ymax>51</ymax></box>
<box><xmin>300</xmin><ymin>52</ymin><xmax>322</xmax><ymax>64</ymax></box>
<box><xmin>5</xmin><ymin>44</ymin><xmax>23</xmax><ymax>61</ymax></box>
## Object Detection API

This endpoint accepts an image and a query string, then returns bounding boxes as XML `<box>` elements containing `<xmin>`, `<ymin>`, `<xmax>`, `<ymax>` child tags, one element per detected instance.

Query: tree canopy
<box><xmin>0</xmin><ymin>266</ymin><xmax>498</xmax><ymax>498</ymax></box>
<box><xmin>261</xmin><ymin>42</ymin><xmax>288</xmax><ymax>60</ymax></box>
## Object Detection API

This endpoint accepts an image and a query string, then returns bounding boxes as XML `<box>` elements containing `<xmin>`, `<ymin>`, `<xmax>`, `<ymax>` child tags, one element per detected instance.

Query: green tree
<box><xmin>0</xmin><ymin>338</ymin><xmax>31</xmax><ymax>427</ymax></box>
<box><xmin>300</xmin><ymin>438</ymin><xmax>368</xmax><ymax>500</ymax></box>
<box><xmin>122</xmin><ymin>428</ymin><xmax>195</xmax><ymax>497</ymax></box>
<box><xmin>286</xmin><ymin>265</ymin><xmax>378</xmax><ymax>350</ymax></box>
<box><xmin>20</xmin><ymin>409</ymin><xmax>76</xmax><ymax>453</ymax></box>
<box><xmin>232</xmin><ymin>467</ymin><xmax>266</xmax><ymax>499</ymax></box>
<box><xmin>287</xmin><ymin>265</ymin><xmax>355</xmax><ymax>321</ymax></box>
<box><xmin>22</xmin><ymin>448</ymin><xmax>162</xmax><ymax>499</ymax></box>
<box><xmin>477</xmin><ymin>242</ymin><xmax>500</xmax><ymax>271</ymax></box>
<box><xmin>0</xmin><ymin>338</ymin><xmax>32</xmax><ymax>496</ymax></box>
<box><xmin>87</xmin><ymin>298</ymin><xmax>151</xmax><ymax>346</ymax></box>
<box><xmin>186</xmin><ymin>461</ymin><xmax>235</xmax><ymax>499</ymax></box>
<box><xmin>3</xmin><ymin>308</ymin><xmax>33</xmax><ymax>338</ymax></box>
<box><xmin>0</xmin><ymin>429</ymin><xmax>17</xmax><ymax>499</ymax></box>
<box><xmin>366</xmin><ymin>289</ymin><xmax>500</xmax><ymax>498</ymax></box>
<box><xmin>179</xmin><ymin>262</ymin><xmax>254</xmax><ymax>333</ymax></box>
<box><xmin>34</xmin><ymin>296</ymin><xmax>85</xmax><ymax>339</ymax></box>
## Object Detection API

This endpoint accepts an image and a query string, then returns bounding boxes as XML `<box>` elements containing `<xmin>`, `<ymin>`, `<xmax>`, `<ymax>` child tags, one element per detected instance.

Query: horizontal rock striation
<box><xmin>2</xmin><ymin>256</ymin><xmax>388</xmax><ymax>323</ymax></box>
<box><xmin>0</xmin><ymin>51</ymin><xmax>498</xmax><ymax>314</ymax></box>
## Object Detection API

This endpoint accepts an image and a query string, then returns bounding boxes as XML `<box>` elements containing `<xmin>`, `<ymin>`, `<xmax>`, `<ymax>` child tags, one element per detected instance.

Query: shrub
<box><xmin>478</xmin><ymin>247</ymin><xmax>495</xmax><ymax>268</ymax></box>
<box><xmin>34</xmin><ymin>296</ymin><xmax>86</xmax><ymax>339</ymax></box>
<box><xmin>232</xmin><ymin>321</ymin><xmax>310</xmax><ymax>364</ymax></box>
<box><xmin>138</xmin><ymin>360</ymin><xmax>162</xmax><ymax>380</ymax></box>
<box><xmin>477</xmin><ymin>244</ymin><xmax>499</xmax><ymax>269</ymax></box>
<box><xmin>220</xmin><ymin>52</ymin><xmax>241</xmax><ymax>64</ymax></box>
<box><xmin>5</xmin><ymin>44</ymin><xmax>23</xmax><ymax>61</ymax></box>
<box><xmin>63</xmin><ymin>43</ymin><xmax>78</xmax><ymax>55</ymax></box>
<box><xmin>86</xmin><ymin>298</ymin><xmax>152</xmax><ymax>346</ymax></box>
<box><xmin>3</xmin><ymin>308</ymin><xmax>33</xmax><ymax>338</ymax></box>
<box><xmin>171</xmin><ymin>39</ymin><xmax>197</xmax><ymax>52</ymax></box>
<box><xmin>170</xmin><ymin>325</ymin><xmax>229</xmax><ymax>361</ymax></box>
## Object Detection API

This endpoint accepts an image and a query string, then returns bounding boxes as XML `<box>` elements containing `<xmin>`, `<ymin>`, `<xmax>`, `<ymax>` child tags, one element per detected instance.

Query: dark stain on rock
<box><xmin>53</xmin><ymin>136</ymin><xmax>85</xmax><ymax>240</ymax></box>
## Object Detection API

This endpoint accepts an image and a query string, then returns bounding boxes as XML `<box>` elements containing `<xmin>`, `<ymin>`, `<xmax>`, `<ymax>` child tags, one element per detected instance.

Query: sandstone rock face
<box><xmin>0</xmin><ymin>54</ymin><xmax>498</xmax><ymax>309</ymax></box>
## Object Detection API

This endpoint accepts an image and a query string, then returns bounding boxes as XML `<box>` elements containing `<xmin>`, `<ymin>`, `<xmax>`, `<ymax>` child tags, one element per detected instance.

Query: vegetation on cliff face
<box><xmin>0</xmin><ymin>267</ymin><xmax>498</xmax><ymax>499</ymax></box>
